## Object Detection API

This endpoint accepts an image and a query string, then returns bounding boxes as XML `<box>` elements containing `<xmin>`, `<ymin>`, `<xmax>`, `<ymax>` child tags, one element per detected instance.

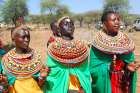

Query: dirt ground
<box><xmin>1</xmin><ymin>27</ymin><xmax>140</xmax><ymax>92</ymax></box>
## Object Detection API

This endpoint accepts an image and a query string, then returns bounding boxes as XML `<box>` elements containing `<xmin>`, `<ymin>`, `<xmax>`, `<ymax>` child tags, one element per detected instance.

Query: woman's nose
<box><xmin>24</xmin><ymin>37</ymin><xmax>29</xmax><ymax>41</ymax></box>
<box><xmin>115</xmin><ymin>20</ymin><xmax>120</xmax><ymax>25</ymax></box>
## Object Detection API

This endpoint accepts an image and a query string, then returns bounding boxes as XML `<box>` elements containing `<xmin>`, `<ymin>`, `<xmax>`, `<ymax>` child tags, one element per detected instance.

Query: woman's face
<box><xmin>51</xmin><ymin>22</ymin><xmax>59</xmax><ymax>35</ymax></box>
<box><xmin>59</xmin><ymin>18</ymin><xmax>75</xmax><ymax>37</ymax></box>
<box><xmin>14</xmin><ymin>30</ymin><xmax>30</xmax><ymax>51</ymax></box>
<box><xmin>104</xmin><ymin>13</ymin><xmax>120</xmax><ymax>34</ymax></box>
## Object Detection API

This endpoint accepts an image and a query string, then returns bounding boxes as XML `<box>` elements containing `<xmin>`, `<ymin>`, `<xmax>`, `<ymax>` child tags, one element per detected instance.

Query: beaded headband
<box><xmin>57</xmin><ymin>16</ymin><xmax>70</xmax><ymax>27</ymax></box>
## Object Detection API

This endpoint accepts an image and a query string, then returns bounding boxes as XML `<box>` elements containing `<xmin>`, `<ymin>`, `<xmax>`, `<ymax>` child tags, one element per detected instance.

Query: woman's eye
<box><xmin>65</xmin><ymin>22</ymin><xmax>68</xmax><ymax>25</ymax></box>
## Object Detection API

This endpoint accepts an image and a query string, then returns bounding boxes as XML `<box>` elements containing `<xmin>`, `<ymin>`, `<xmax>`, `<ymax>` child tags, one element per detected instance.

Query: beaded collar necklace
<box><xmin>48</xmin><ymin>38</ymin><xmax>88</xmax><ymax>67</ymax></box>
<box><xmin>2</xmin><ymin>48</ymin><xmax>43</xmax><ymax>78</ymax></box>
<box><xmin>92</xmin><ymin>31</ymin><xmax>135</xmax><ymax>54</ymax></box>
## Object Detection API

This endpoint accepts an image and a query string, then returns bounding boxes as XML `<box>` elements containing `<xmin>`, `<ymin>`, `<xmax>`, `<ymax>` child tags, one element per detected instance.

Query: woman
<box><xmin>0</xmin><ymin>40</ymin><xmax>8</xmax><ymax>93</ymax></box>
<box><xmin>45</xmin><ymin>16</ymin><xmax>91</xmax><ymax>93</ymax></box>
<box><xmin>1</xmin><ymin>26</ymin><xmax>48</xmax><ymax>93</ymax></box>
<box><xmin>90</xmin><ymin>11</ymin><xmax>138</xmax><ymax>93</ymax></box>
<box><xmin>47</xmin><ymin>20</ymin><xmax>61</xmax><ymax>47</ymax></box>
<box><xmin>0</xmin><ymin>40</ymin><xmax>6</xmax><ymax>59</ymax></box>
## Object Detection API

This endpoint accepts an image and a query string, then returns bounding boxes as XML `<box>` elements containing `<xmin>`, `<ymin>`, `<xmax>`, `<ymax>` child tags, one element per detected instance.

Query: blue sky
<box><xmin>0</xmin><ymin>0</ymin><xmax>4</xmax><ymax>3</ymax></box>
<box><xmin>27</xmin><ymin>0</ymin><xmax>140</xmax><ymax>15</ymax></box>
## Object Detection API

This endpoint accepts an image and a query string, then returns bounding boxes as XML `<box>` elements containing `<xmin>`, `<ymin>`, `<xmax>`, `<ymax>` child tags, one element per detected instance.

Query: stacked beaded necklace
<box><xmin>2</xmin><ymin>48</ymin><xmax>43</xmax><ymax>78</ymax></box>
<box><xmin>92</xmin><ymin>31</ymin><xmax>135</xmax><ymax>54</ymax></box>
<box><xmin>48</xmin><ymin>38</ymin><xmax>88</xmax><ymax>67</ymax></box>
<box><xmin>92</xmin><ymin>31</ymin><xmax>135</xmax><ymax>93</ymax></box>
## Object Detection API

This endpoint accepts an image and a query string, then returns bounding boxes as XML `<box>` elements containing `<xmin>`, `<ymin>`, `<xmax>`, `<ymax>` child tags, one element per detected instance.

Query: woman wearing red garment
<box><xmin>90</xmin><ymin>11</ymin><xmax>138</xmax><ymax>93</ymax></box>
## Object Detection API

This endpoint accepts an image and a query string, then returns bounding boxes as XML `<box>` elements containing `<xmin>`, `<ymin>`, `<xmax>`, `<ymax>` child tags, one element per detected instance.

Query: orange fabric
<box><xmin>69</xmin><ymin>74</ymin><xmax>81</xmax><ymax>90</ymax></box>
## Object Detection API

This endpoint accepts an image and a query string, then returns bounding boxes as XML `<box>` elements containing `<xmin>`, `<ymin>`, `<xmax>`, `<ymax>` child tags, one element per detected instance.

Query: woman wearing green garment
<box><xmin>0</xmin><ymin>40</ymin><xmax>6</xmax><ymax>59</ymax></box>
<box><xmin>90</xmin><ymin>10</ymin><xmax>139</xmax><ymax>93</ymax></box>
<box><xmin>0</xmin><ymin>40</ymin><xmax>8</xmax><ymax>93</ymax></box>
<box><xmin>1</xmin><ymin>26</ymin><xmax>49</xmax><ymax>93</ymax></box>
<box><xmin>45</xmin><ymin>16</ymin><xmax>91</xmax><ymax>93</ymax></box>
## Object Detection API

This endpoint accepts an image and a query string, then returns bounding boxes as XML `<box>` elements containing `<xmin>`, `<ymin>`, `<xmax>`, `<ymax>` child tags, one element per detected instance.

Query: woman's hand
<box><xmin>38</xmin><ymin>66</ymin><xmax>50</xmax><ymax>87</ymax></box>
<box><xmin>0</xmin><ymin>74</ymin><xmax>9</xmax><ymax>93</ymax></box>
<box><xmin>0</xmin><ymin>74</ymin><xmax>8</xmax><ymax>83</ymax></box>
<box><xmin>127</xmin><ymin>62</ymin><xmax>140</xmax><ymax>72</ymax></box>
<box><xmin>40</xmin><ymin>66</ymin><xmax>50</xmax><ymax>78</ymax></box>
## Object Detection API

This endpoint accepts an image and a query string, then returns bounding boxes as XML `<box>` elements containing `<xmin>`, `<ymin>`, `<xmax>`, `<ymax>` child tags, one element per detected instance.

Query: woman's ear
<box><xmin>102</xmin><ymin>23</ymin><xmax>106</xmax><ymax>29</ymax></box>
<box><xmin>102</xmin><ymin>23</ymin><xmax>106</xmax><ymax>30</ymax></box>
<box><xmin>12</xmin><ymin>40</ymin><xmax>15</xmax><ymax>46</ymax></box>
<box><xmin>11</xmin><ymin>34</ymin><xmax>15</xmax><ymax>46</ymax></box>
<box><xmin>11</xmin><ymin>34</ymin><xmax>15</xmax><ymax>41</ymax></box>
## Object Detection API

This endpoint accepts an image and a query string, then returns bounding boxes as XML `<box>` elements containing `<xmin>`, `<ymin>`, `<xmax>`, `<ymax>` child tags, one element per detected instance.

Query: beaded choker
<box><xmin>2</xmin><ymin>49</ymin><xmax>43</xmax><ymax>78</ymax></box>
<box><xmin>92</xmin><ymin>31</ymin><xmax>135</xmax><ymax>54</ymax></box>
<box><xmin>48</xmin><ymin>38</ymin><xmax>88</xmax><ymax>67</ymax></box>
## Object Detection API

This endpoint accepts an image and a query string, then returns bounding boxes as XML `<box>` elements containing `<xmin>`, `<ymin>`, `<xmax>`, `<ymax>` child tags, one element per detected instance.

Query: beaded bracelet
<box><xmin>38</xmin><ymin>76</ymin><xmax>45</xmax><ymax>80</ymax></box>
<box><xmin>0</xmin><ymin>83</ymin><xmax>8</xmax><ymax>93</ymax></box>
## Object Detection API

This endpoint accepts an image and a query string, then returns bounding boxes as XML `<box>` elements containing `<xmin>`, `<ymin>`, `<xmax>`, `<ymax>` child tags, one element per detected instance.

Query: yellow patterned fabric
<box><xmin>92</xmin><ymin>31</ymin><xmax>135</xmax><ymax>54</ymax></box>
<box><xmin>9</xmin><ymin>78</ymin><xmax>43</xmax><ymax>93</ymax></box>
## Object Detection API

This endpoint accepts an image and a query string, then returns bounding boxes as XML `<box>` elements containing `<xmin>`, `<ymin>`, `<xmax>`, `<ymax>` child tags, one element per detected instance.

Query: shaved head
<box><xmin>11</xmin><ymin>26</ymin><xmax>30</xmax><ymax>52</ymax></box>
<box><xmin>11</xmin><ymin>26</ymin><xmax>30</xmax><ymax>41</ymax></box>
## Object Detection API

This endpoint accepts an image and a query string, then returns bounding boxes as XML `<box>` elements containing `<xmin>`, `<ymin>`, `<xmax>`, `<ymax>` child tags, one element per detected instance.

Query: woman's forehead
<box><xmin>108</xmin><ymin>13</ymin><xmax>120</xmax><ymax>19</ymax></box>
<box><xmin>14</xmin><ymin>29</ymin><xmax>29</xmax><ymax>37</ymax></box>
<box><xmin>64</xmin><ymin>18</ymin><xmax>71</xmax><ymax>22</ymax></box>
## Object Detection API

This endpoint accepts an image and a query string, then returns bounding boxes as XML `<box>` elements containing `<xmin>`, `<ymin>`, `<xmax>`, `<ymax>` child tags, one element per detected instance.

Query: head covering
<box><xmin>92</xmin><ymin>31</ymin><xmax>135</xmax><ymax>54</ymax></box>
<box><xmin>57</xmin><ymin>16</ymin><xmax>70</xmax><ymax>27</ymax></box>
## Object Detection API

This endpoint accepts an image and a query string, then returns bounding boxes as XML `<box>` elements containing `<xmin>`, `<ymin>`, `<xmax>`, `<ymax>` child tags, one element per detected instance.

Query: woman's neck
<box><xmin>103</xmin><ymin>29</ymin><xmax>118</xmax><ymax>37</ymax></box>
<box><xmin>61</xmin><ymin>35</ymin><xmax>73</xmax><ymax>40</ymax></box>
<box><xmin>15</xmin><ymin>47</ymin><xmax>31</xmax><ymax>54</ymax></box>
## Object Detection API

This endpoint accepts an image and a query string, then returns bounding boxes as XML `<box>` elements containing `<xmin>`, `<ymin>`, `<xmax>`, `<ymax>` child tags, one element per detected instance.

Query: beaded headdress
<box><xmin>57</xmin><ymin>16</ymin><xmax>70</xmax><ymax>27</ymax></box>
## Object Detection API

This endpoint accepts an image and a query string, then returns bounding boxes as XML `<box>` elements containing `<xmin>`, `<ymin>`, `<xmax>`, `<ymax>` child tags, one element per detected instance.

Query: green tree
<box><xmin>41</xmin><ymin>0</ymin><xmax>60</xmax><ymax>23</ymax></box>
<box><xmin>30</xmin><ymin>15</ymin><xmax>42</xmax><ymax>25</ymax></box>
<box><xmin>40</xmin><ymin>0</ymin><xmax>71</xmax><ymax>23</ymax></box>
<box><xmin>56</xmin><ymin>5</ymin><xmax>71</xmax><ymax>20</ymax></box>
<box><xmin>40</xmin><ymin>15</ymin><xmax>48</xmax><ymax>25</ymax></box>
<box><xmin>41</xmin><ymin>0</ymin><xmax>59</xmax><ymax>15</ymax></box>
<box><xmin>1</xmin><ymin>0</ymin><xmax>28</xmax><ymax>27</ymax></box>
<box><xmin>104</xmin><ymin>0</ymin><xmax>129</xmax><ymax>13</ymax></box>
<box><xmin>103</xmin><ymin>0</ymin><xmax>130</xmax><ymax>22</ymax></box>
<box><xmin>84</xmin><ymin>17</ymin><xmax>93</xmax><ymax>29</ymax></box>
<box><xmin>74</xmin><ymin>14</ymin><xmax>84</xmax><ymax>27</ymax></box>
<box><xmin>85</xmin><ymin>11</ymin><xmax>102</xmax><ymax>22</ymax></box>
<box><xmin>83</xmin><ymin>11</ymin><xmax>102</xmax><ymax>25</ymax></box>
